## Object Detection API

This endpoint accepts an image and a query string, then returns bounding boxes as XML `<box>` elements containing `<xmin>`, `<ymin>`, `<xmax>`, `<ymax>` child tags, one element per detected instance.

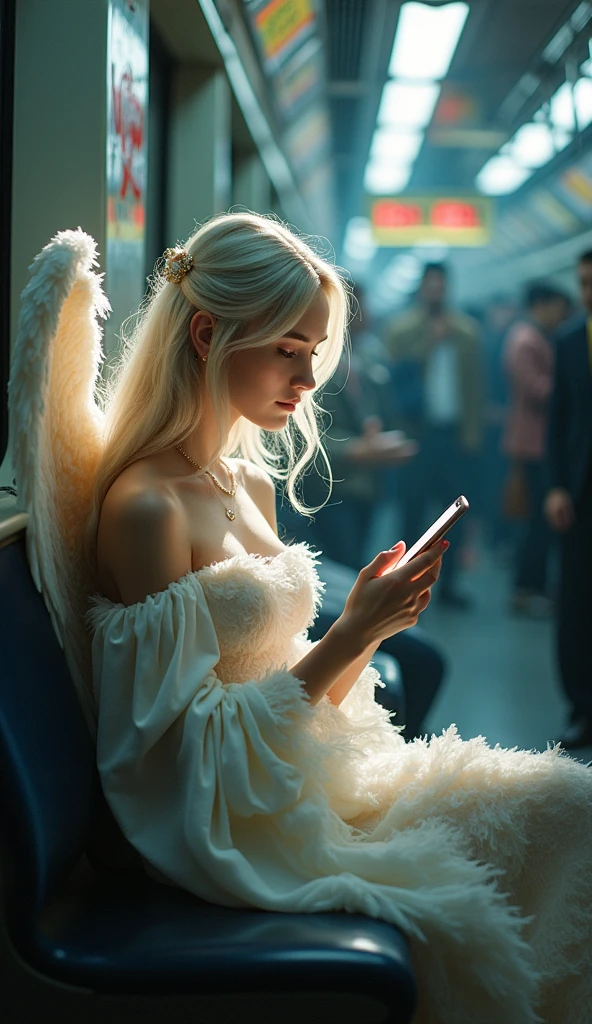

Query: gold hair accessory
<box><xmin>163</xmin><ymin>247</ymin><xmax>194</xmax><ymax>283</ymax></box>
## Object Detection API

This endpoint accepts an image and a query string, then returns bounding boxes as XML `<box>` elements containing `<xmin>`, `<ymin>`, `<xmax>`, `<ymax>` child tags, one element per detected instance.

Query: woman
<box><xmin>10</xmin><ymin>214</ymin><xmax>592</xmax><ymax>1024</ymax></box>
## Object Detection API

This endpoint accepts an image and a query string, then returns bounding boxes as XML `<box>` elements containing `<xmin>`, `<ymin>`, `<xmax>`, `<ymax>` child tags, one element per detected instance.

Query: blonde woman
<box><xmin>10</xmin><ymin>213</ymin><xmax>592</xmax><ymax>1024</ymax></box>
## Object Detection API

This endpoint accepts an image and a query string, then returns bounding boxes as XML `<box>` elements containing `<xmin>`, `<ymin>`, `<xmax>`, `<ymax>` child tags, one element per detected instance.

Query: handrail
<box><xmin>0</xmin><ymin>512</ymin><xmax>28</xmax><ymax>547</ymax></box>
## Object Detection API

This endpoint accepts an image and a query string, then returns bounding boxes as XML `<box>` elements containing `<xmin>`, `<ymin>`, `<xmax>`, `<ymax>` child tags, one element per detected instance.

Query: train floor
<box><xmin>367</xmin><ymin>502</ymin><xmax>592</xmax><ymax>765</ymax></box>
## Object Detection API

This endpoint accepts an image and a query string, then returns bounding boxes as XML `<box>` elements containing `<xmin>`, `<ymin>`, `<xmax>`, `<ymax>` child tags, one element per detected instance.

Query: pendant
<box><xmin>226</xmin><ymin>509</ymin><xmax>236</xmax><ymax>521</ymax></box>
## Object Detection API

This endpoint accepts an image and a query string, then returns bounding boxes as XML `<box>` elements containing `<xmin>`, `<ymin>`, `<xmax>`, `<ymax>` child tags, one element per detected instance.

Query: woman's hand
<box><xmin>336</xmin><ymin>541</ymin><xmax>448</xmax><ymax>648</ymax></box>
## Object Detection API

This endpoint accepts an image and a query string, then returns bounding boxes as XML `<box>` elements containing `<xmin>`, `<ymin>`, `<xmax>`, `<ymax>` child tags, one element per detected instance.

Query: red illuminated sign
<box><xmin>373</xmin><ymin>201</ymin><xmax>422</xmax><ymax>229</ymax></box>
<box><xmin>369</xmin><ymin>196</ymin><xmax>492</xmax><ymax>247</ymax></box>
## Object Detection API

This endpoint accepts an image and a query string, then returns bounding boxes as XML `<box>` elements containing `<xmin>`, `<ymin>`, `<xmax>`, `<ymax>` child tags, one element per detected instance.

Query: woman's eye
<box><xmin>278</xmin><ymin>348</ymin><xmax>319</xmax><ymax>359</ymax></box>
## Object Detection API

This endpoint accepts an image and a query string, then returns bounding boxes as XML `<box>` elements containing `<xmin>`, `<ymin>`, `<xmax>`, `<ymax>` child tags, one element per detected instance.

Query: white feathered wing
<box><xmin>8</xmin><ymin>228</ymin><xmax>110</xmax><ymax>737</ymax></box>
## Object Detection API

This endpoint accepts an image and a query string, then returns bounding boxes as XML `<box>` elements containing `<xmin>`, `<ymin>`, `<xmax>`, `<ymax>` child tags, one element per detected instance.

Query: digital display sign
<box><xmin>370</xmin><ymin>196</ymin><xmax>492</xmax><ymax>246</ymax></box>
<box><xmin>253</xmin><ymin>0</ymin><xmax>315</xmax><ymax>66</ymax></box>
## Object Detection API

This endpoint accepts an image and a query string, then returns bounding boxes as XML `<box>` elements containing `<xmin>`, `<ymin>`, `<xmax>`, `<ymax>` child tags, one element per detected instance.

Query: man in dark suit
<box><xmin>544</xmin><ymin>250</ymin><xmax>592</xmax><ymax>748</ymax></box>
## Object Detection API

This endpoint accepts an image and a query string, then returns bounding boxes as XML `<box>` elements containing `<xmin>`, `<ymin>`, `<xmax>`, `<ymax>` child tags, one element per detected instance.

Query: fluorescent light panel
<box><xmin>364</xmin><ymin>162</ymin><xmax>412</xmax><ymax>194</ymax></box>
<box><xmin>343</xmin><ymin>217</ymin><xmax>377</xmax><ymax>262</ymax></box>
<box><xmin>389</xmin><ymin>1</ymin><xmax>469</xmax><ymax>81</ymax></box>
<box><xmin>377</xmin><ymin>80</ymin><xmax>440</xmax><ymax>129</ymax></box>
<box><xmin>550</xmin><ymin>79</ymin><xmax>592</xmax><ymax>131</ymax></box>
<box><xmin>510</xmin><ymin>122</ymin><xmax>556</xmax><ymax>168</ymax></box>
<box><xmin>370</xmin><ymin>128</ymin><xmax>423</xmax><ymax>162</ymax></box>
<box><xmin>476</xmin><ymin>155</ymin><xmax>532</xmax><ymax>195</ymax></box>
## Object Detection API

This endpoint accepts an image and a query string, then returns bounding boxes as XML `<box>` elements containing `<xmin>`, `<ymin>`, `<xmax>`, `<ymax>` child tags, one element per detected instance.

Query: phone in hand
<box><xmin>397</xmin><ymin>495</ymin><xmax>469</xmax><ymax>568</ymax></box>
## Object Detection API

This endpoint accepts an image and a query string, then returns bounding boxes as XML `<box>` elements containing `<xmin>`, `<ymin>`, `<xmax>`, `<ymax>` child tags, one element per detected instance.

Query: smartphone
<box><xmin>397</xmin><ymin>495</ymin><xmax>469</xmax><ymax>568</ymax></box>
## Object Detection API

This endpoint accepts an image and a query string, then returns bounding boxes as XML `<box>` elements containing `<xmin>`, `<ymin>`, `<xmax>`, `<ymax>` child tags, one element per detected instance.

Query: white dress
<box><xmin>9</xmin><ymin>228</ymin><xmax>592</xmax><ymax>1024</ymax></box>
<box><xmin>87</xmin><ymin>543</ymin><xmax>592</xmax><ymax>1024</ymax></box>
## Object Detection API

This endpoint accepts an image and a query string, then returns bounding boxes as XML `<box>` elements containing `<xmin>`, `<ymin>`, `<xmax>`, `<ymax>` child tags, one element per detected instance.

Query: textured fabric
<box><xmin>88</xmin><ymin>544</ymin><xmax>592</xmax><ymax>1024</ymax></box>
<box><xmin>8</xmin><ymin>229</ymin><xmax>109</xmax><ymax>736</ymax></box>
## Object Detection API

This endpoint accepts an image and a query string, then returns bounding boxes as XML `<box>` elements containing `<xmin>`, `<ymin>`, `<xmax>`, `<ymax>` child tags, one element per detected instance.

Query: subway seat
<box><xmin>0</xmin><ymin>516</ymin><xmax>416</xmax><ymax>1023</ymax></box>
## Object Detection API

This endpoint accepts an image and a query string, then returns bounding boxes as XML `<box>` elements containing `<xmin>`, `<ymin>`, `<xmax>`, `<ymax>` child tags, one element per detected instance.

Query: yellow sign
<box><xmin>255</xmin><ymin>0</ymin><xmax>314</xmax><ymax>60</ymax></box>
<box><xmin>370</xmin><ymin>196</ymin><xmax>492</xmax><ymax>247</ymax></box>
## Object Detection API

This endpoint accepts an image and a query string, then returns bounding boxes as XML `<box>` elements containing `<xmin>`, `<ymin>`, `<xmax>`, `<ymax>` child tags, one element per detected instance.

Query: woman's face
<box><xmin>226</xmin><ymin>287</ymin><xmax>330</xmax><ymax>431</ymax></box>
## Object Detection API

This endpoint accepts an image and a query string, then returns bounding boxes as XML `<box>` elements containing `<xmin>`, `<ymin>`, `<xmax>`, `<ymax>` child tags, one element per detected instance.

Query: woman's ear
<box><xmin>190</xmin><ymin>311</ymin><xmax>217</xmax><ymax>360</ymax></box>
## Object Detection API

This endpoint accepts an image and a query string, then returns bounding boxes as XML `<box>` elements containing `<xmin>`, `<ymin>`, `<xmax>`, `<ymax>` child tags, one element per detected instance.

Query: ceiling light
<box><xmin>370</xmin><ymin>128</ymin><xmax>423</xmax><ymax>163</ymax></box>
<box><xmin>575</xmin><ymin>77</ymin><xmax>592</xmax><ymax>127</ymax></box>
<box><xmin>476</xmin><ymin>155</ymin><xmax>532</xmax><ymax>195</ymax></box>
<box><xmin>388</xmin><ymin>1</ymin><xmax>469</xmax><ymax>81</ymax></box>
<box><xmin>364</xmin><ymin>162</ymin><xmax>412</xmax><ymax>194</ymax></box>
<box><xmin>551</xmin><ymin>78</ymin><xmax>592</xmax><ymax>131</ymax></box>
<box><xmin>510</xmin><ymin>123</ymin><xmax>556</xmax><ymax>167</ymax></box>
<box><xmin>542</xmin><ymin>24</ymin><xmax>573</xmax><ymax>65</ymax></box>
<box><xmin>343</xmin><ymin>217</ymin><xmax>377</xmax><ymax>262</ymax></box>
<box><xmin>550</xmin><ymin>83</ymin><xmax>575</xmax><ymax>130</ymax></box>
<box><xmin>377</xmin><ymin>81</ymin><xmax>440</xmax><ymax>129</ymax></box>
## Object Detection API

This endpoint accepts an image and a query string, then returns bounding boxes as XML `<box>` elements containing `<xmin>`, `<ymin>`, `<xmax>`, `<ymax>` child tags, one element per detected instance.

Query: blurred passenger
<box><xmin>385</xmin><ymin>262</ymin><xmax>484</xmax><ymax>608</ymax></box>
<box><xmin>297</xmin><ymin>291</ymin><xmax>417</xmax><ymax>571</ymax></box>
<box><xmin>545</xmin><ymin>251</ymin><xmax>592</xmax><ymax>749</ymax></box>
<box><xmin>481</xmin><ymin>295</ymin><xmax>518</xmax><ymax>551</ymax></box>
<box><xmin>502</xmin><ymin>283</ymin><xmax>570</xmax><ymax>615</ymax></box>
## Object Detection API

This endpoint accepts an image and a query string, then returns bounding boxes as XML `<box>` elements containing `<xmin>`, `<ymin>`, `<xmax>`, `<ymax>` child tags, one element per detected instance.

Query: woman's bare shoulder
<box><xmin>97</xmin><ymin>461</ymin><xmax>192</xmax><ymax>606</ymax></box>
<box><xmin>232</xmin><ymin>459</ymin><xmax>277</xmax><ymax>532</ymax></box>
<box><xmin>232</xmin><ymin>458</ymin><xmax>274</xmax><ymax>495</ymax></box>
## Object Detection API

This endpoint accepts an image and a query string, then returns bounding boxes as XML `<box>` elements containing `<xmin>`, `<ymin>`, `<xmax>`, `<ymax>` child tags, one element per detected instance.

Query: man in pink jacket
<box><xmin>502</xmin><ymin>283</ymin><xmax>570</xmax><ymax>615</ymax></box>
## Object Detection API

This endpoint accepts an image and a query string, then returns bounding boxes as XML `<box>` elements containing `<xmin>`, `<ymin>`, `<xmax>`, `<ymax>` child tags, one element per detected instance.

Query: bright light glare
<box><xmin>476</xmin><ymin>155</ymin><xmax>532</xmax><ymax>195</ymax></box>
<box><xmin>388</xmin><ymin>2</ymin><xmax>469</xmax><ymax>80</ymax></box>
<box><xmin>377</xmin><ymin>80</ymin><xmax>440</xmax><ymax>129</ymax></box>
<box><xmin>550</xmin><ymin>78</ymin><xmax>592</xmax><ymax>131</ymax></box>
<box><xmin>510</xmin><ymin>123</ymin><xmax>556</xmax><ymax>168</ymax></box>
<box><xmin>370</xmin><ymin>128</ymin><xmax>423</xmax><ymax>163</ymax></box>
<box><xmin>364</xmin><ymin>162</ymin><xmax>412</xmax><ymax>194</ymax></box>
<box><xmin>343</xmin><ymin>217</ymin><xmax>377</xmax><ymax>262</ymax></box>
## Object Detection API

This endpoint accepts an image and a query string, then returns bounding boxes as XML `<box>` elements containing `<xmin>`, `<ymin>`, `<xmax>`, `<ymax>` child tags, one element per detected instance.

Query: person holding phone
<box><xmin>12</xmin><ymin>216</ymin><xmax>592</xmax><ymax>1023</ymax></box>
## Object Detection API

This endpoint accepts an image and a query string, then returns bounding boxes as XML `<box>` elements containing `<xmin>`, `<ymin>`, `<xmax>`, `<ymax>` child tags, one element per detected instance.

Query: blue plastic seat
<box><xmin>0</xmin><ymin>519</ymin><xmax>417</xmax><ymax>1023</ymax></box>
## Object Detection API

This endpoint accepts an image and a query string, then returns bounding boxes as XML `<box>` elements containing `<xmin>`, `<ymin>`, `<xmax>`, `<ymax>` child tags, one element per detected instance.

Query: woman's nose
<box><xmin>292</xmin><ymin>363</ymin><xmax>316</xmax><ymax>391</ymax></box>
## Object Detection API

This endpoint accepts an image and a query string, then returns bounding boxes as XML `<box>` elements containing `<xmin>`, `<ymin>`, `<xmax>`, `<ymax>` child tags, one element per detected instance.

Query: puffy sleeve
<box><xmin>86</xmin><ymin>573</ymin><xmax>320</xmax><ymax>906</ymax></box>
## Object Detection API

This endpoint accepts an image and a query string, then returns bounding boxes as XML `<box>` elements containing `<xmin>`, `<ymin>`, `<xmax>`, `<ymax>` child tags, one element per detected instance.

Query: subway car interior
<box><xmin>2</xmin><ymin>1</ymin><xmax>592</xmax><ymax>1022</ymax></box>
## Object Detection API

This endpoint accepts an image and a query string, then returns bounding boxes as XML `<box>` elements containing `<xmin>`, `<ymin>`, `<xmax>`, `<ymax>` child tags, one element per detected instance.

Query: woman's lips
<box><xmin>276</xmin><ymin>400</ymin><xmax>298</xmax><ymax>411</ymax></box>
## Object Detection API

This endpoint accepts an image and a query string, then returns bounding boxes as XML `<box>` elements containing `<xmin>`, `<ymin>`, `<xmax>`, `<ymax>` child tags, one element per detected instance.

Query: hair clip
<box><xmin>163</xmin><ymin>247</ymin><xmax>194</xmax><ymax>283</ymax></box>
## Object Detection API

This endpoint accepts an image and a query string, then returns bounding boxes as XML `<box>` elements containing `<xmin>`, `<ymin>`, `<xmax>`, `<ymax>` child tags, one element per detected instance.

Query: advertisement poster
<box><xmin>105</xmin><ymin>0</ymin><xmax>148</xmax><ymax>357</ymax></box>
<box><xmin>246</xmin><ymin>0</ymin><xmax>316</xmax><ymax>73</ymax></box>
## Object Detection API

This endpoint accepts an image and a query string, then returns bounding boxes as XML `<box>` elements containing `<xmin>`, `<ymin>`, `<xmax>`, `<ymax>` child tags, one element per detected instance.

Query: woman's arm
<box><xmin>244</xmin><ymin>467</ymin><xmax>444</xmax><ymax>707</ymax></box>
<box><xmin>291</xmin><ymin>543</ymin><xmax>445</xmax><ymax>706</ymax></box>
<box><xmin>325</xmin><ymin>639</ymin><xmax>380</xmax><ymax>706</ymax></box>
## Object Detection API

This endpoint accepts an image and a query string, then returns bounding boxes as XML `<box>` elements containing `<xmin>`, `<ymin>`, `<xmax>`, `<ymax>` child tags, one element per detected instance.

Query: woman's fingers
<box><xmin>398</xmin><ymin>541</ymin><xmax>449</xmax><ymax>582</ymax></box>
<box><xmin>405</xmin><ymin>560</ymin><xmax>442</xmax><ymax>598</ymax></box>
<box><xmin>363</xmin><ymin>541</ymin><xmax>406</xmax><ymax>578</ymax></box>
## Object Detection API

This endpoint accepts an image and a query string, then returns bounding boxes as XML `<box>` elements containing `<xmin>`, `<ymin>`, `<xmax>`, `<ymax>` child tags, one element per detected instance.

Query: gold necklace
<box><xmin>175</xmin><ymin>444</ymin><xmax>237</xmax><ymax>521</ymax></box>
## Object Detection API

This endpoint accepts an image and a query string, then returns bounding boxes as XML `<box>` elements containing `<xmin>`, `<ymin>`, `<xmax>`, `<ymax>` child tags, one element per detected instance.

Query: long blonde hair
<box><xmin>84</xmin><ymin>212</ymin><xmax>349</xmax><ymax>581</ymax></box>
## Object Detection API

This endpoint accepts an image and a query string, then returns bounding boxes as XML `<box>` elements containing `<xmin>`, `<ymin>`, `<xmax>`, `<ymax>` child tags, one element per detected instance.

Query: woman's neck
<box><xmin>180</xmin><ymin>396</ymin><xmax>237</xmax><ymax>470</ymax></box>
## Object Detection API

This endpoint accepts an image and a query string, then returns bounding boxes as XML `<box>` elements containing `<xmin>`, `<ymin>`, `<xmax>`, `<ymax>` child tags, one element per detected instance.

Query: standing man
<box><xmin>385</xmin><ymin>263</ymin><xmax>484</xmax><ymax>608</ymax></box>
<box><xmin>502</xmin><ymin>283</ymin><xmax>570</xmax><ymax>615</ymax></box>
<box><xmin>545</xmin><ymin>250</ymin><xmax>592</xmax><ymax>749</ymax></box>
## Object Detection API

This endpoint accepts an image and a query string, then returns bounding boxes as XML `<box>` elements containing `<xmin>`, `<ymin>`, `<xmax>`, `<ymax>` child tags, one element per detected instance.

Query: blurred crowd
<box><xmin>279</xmin><ymin>252</ymin><xmax>592</xmax><ymax>751</ymax></box>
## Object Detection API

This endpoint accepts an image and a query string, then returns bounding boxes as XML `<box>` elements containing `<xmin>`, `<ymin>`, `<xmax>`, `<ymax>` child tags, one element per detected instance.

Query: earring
<box><xmin>202</xmin><ymin>356</ymin><xmax>207</xmax><ymax>362</ymax></box>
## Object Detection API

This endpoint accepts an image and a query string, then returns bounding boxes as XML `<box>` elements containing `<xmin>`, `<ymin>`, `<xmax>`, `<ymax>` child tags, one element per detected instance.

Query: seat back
<box><xmin>0</xmin><ymin>521</ymin><xmax>99</xmax><ymax>931</ymax></box>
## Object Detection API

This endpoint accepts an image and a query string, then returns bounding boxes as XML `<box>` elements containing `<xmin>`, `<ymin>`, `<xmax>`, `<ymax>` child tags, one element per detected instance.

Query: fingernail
<box><xmin>441</xmin><ymin>540</ymin><xmax>450</xmax><ymax>550</ymax></box>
